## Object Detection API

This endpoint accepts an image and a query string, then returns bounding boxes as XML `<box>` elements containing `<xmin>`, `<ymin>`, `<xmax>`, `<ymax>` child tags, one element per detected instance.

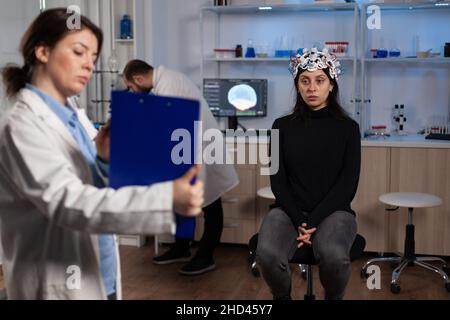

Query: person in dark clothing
<box><xmin>153</xmin><ymin>198</ymin><xmax>224</xmax><ymax>275</ymax></box>
<box><xmin>121</xmin><ymin>60</ymin><xmax>239</xmax><ymax>275</ymax></box>
<box><xmin>256</xmin><ymin>48</ymin><xmax>361</xmax><ymax>300</ymax></box>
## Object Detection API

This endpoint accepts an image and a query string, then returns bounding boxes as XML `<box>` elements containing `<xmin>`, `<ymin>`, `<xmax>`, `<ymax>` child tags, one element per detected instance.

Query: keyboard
<box><xmin>425</xmin><ymin>133</ymin><xmax>450</xmax><ymax>141</ymax></box>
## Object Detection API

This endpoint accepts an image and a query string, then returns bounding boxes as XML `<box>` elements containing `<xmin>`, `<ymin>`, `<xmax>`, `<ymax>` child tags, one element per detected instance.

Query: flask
<box><xmin>108</xmin><ymin>50</ymin><xmax>119</xmax><ymax>88</ymax></box>
<box><xmin>245</xmin><ymin>39</ymin><xmax>256</xmax><ymax>58</ymax></box>
<box><xmin>389</xmin><ymin>40</ymin><xmax>400</xmax><ymax>58</ymax></box>
<box><xmin>120</xmin><ymin>14</ymin><xmax>133</xmax><ymax>39</ymax></box>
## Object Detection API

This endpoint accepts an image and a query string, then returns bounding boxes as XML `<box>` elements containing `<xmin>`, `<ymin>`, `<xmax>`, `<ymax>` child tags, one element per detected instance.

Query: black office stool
<box><xmin>248</xmin><ymin>233</ymin><xmax>366</xmax><ymax>300</ymax></box>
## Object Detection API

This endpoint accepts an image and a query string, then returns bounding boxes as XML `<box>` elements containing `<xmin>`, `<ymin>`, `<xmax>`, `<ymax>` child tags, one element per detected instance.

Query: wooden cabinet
<box><xmin>194</xmin><ymin>164</ymin><xmax>257</xmax><ymax>244</ymax></box>
<box><xmin>343</xmin><ymin>146</ymin><xmax>450</xmax><ymax>256</ymax></box>
<box><xmin>389</xmin><ymin>148</ymin><xmax>450</xmax><ymax>256</ymax></box>
<box><xmin>351</xmin><ymin>146</ymin><xmax>450</xmax><ymax>256</ymax></box>
<box><xmin>351</xmin><ymin>147</ymin><xmax>391</xmax><ymax>253</ymax></box>
<box><xmin>221</xmin><ymin>163</ymin><xmax>257</xmax><ymax>244</ymax></box>
<box><xmin>195</xmin><ymin>143</ymin><xmax>258</xmax><ymax>245</ymax></box>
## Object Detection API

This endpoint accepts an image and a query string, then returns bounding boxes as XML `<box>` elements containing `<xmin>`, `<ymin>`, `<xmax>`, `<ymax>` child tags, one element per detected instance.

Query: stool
<box><xmin>257</xmin><ymin>186</ymin><xmax>275</xmax><ymax>200</ymax></box>
<box><xmin>361</xmin><ymin>192</ymin><xmax>450</xmax><ymax>293</ymax></box>
<box><xmin>248</xmin><ymin>233</ymin><xmax>366</xmax><ymax>300</ymax></box>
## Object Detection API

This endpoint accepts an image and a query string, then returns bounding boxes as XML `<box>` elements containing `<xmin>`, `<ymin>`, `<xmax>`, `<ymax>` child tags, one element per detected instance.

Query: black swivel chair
<box><xmin>248</xmin><ymin>233</ymin><xmax>366</xmax><ymax>300</ymax></box>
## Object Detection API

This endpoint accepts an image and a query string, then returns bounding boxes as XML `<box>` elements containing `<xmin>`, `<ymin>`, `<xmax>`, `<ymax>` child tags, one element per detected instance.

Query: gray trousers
<box><xmin>256</xmin><ymin>208</ymin><xmax>357</xmax><ymax>300</ymax></box>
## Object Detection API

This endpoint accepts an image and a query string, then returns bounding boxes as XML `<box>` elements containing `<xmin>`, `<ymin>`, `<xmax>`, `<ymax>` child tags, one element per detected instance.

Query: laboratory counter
<box><xmin>224</xmin><ymin>133</ymin><xmax>450</xmax><ymax>148</ymax></box>
<box><xmin>361</xmin><ymin>134</ymin><xmax>450</xmax><ymax>149</ymax></box>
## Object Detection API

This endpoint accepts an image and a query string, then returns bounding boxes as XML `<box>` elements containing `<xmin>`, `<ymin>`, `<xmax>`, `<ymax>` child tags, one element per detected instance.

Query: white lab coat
<box><xmin>0</xmin><ymin>88</ymin><xmax>175</xmax><ymax>300</ymax></box>
<box><xmin>152</xmin><ymin>66</ymin><xmax>239</xmax><ymax>206</ymax></box>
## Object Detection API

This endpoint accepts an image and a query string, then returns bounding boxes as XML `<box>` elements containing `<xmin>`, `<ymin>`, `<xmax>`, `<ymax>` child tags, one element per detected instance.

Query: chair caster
<box><xmin>250</xmin><ymin>262</ymin><xmax>260</xmax><ymax>277</ymax></box>
<box><xmin>445</xmin><ymin>283</ymin><xmax>450</xmax><ymax>292</ymax></box>
<box><xmin>390</xmin><ymin>283</ymin><xmax>401</xmax><ymax>294</ymax></box>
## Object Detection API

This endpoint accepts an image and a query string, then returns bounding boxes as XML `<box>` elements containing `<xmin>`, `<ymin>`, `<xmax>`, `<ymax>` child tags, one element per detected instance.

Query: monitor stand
<box><xmin>228</xmin><ymin>116</ymin><xmax>238</xmax><ymax>131</ymax></box>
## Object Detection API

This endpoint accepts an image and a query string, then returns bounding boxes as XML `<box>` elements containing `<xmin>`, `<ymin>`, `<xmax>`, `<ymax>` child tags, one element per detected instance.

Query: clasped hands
<box><xmin>297</xmin><ymin>223</ymin><xmax>317</xmax><ymax>248</ymax></box>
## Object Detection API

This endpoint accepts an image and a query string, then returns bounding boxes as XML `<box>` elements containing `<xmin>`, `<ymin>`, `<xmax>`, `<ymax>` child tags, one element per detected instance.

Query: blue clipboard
<box><xmin>109</xmin><ymin>91</ymin><xmax>200</xmax><ymax>239</ymax></box>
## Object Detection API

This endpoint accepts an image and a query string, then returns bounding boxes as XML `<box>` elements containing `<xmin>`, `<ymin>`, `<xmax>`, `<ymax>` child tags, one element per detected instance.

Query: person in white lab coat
<box><xmin>0</xmin><ymin>8</ymin><xmax>204</xmax><ymax>300</ymax></box>
<box><xmin>123</xmin><ymin>60</ymin><xmax>239</xmax><ymax>275</ymax></box>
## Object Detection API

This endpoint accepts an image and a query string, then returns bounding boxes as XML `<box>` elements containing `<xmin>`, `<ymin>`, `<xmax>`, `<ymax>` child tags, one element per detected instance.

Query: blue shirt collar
<box><xmin>26</xmin><ymin>84</ymin><xmax>77</xmax><ymax>126</ymax></box>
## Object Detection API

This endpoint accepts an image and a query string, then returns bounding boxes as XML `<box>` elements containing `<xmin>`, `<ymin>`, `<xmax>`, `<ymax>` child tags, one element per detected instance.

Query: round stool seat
<box><xmin>379</xmin><ymin>192</ymin><xmax>442</xmax><ymax>209</ymax></box>
<box><xmin>257</xmin><ymin>186</ymin><xmax>275</xmax><ymax>200</ymax></box>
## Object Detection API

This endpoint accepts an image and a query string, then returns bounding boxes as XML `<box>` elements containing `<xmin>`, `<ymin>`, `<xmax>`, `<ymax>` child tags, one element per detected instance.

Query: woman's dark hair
<box><xmin>1</xmin><ymin>8</ymin><xmax>103</xmax><ymax>97</ymax></box>
<box><xmin>292</xmin><ymin>68</ymin><xmax>349</xmax><ymax>121</ymax></box>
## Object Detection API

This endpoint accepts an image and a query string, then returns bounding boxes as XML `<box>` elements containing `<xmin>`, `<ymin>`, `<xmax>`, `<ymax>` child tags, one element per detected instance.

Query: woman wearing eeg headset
<box><xmin>256</xmin><ymin>48</ymin><xmax>361</xmax><ymax>300</ymax></box>
<box><xmin>0</xmin><ymin>8</ymin><xmax>204</xmax><ymax>300</ymax></box>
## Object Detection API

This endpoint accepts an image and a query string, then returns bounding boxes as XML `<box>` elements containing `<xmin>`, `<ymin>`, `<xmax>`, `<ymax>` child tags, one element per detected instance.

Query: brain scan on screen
<box><xmin>227</xmin><ymin>84</ymin><xmax>257</xmax><ymax>111</ymax></box>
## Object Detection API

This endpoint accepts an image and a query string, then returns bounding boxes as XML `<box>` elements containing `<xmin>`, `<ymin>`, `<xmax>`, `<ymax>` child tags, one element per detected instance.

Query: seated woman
<box><xmin>256</xmin><ymin>48</ymin><xmax>361</xmax><ymax>300</ymax></box>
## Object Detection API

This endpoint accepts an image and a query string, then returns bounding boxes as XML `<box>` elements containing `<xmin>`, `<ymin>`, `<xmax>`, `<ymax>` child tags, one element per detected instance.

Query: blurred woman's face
<box><xmin>35</xmin><ymin>28</ymin><xmax>98</xmax><ymax>103</ymax></box>
<box><xmin>297</xmin><ymin>69</ymin><xmax>333</xmax><ymax>110</ymax></box>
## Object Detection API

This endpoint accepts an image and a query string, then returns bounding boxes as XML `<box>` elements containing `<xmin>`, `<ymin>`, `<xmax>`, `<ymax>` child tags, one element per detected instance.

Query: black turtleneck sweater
<box><xmin>270</xmin><ymin>106</ymin><xmax>361</xmax><ymax>229</ymax></box>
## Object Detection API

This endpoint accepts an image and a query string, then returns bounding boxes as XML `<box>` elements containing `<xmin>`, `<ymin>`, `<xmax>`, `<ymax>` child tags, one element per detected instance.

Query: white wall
<box><xmin>45</xmin><ymin>0</ymin><xmax>86</xmax><ymax>9</ymax></box>
<box><xmin>0</xmin><ymin>0</ymin><xmax>40</xmax><ymax>114</ymax></box>
<box><xmin>0</xmin><ymin>0</ymin><xmax>92</xmax><ymax>115</ymax></box>
<box><xmin>147</xmin><ymin>0</ymin><xmax>357</xmax><ymax>129</ymax></box>
<box><xmin>146</xmin><ymin>0</ymin><xmax>450</xmax><ymax>132</ymax></box>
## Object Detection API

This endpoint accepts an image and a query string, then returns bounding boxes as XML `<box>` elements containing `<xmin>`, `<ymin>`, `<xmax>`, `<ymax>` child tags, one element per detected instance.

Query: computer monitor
<box><xmin>203</xmin><ymin>78</ymin><xmax>267</xmax><ymax>119</ymax></box>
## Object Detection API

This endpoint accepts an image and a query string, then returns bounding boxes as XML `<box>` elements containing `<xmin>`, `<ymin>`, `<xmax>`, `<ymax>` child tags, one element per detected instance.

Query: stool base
<box><xmin>362</xmin><ymin>252</ymin><xmax>450</xmax><ymax>293</ymax></box>
<box><xmin>362</xmin><ymin>208</ymin><xmax>450</xmax><ymax>293</ymax></box>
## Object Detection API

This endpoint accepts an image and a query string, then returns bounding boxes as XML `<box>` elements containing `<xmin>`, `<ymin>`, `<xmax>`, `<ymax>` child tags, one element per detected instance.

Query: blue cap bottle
<box><xmin>120</xmin><ymin>14</ymin><xmax>133</xmax><ymax>39</ymax></box>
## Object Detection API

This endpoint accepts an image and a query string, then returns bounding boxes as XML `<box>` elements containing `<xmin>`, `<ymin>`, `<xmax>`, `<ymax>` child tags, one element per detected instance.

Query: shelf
<box><xmin>363</xmin><ymin>1</ymin><xmax>450</xmax><ymax>11</ymax></box>
<box><xmin>115</xmin><ymin>39</ymin><xmax>134</xmax><ymax>43</ymax></box>
<box><xmin>202</xmin><ymin>3</ymin><xmax>357</xmax><ymax>14</ymax></box>
<box><xmin>205</xmin><ymin>57</ymin><xmax>289</xmax><ymax>62</ymax></box>
<box><xmin>201</xmin><ymin>1</ymin><xmax>360</xmax><ymax>128</ymax></box>
<box><xmin>204</xmin><ymin>56</ymin><xmax>356</xmax><ymax>62</ymax></box>
<box><xmin>364</xmin><ymin>57</ymin><xmax>450</xmax><ymax>63</ymax></box>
